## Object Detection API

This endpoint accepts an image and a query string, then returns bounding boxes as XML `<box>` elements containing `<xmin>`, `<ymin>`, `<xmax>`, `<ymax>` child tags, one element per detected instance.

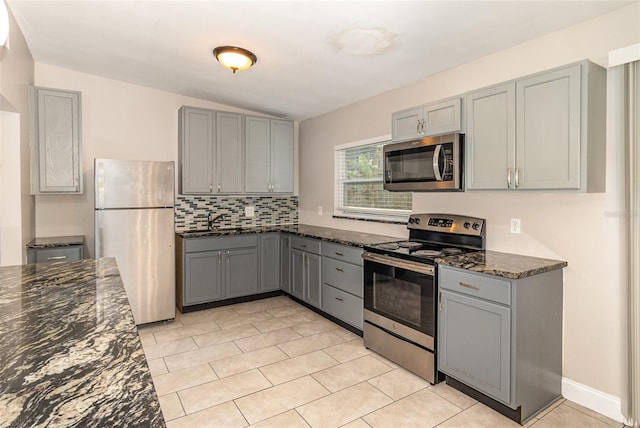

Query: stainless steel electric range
<box><xmin>362</xmin><ymin>213</ymin><xmax>486</xmax><ymax>384</ymax></box>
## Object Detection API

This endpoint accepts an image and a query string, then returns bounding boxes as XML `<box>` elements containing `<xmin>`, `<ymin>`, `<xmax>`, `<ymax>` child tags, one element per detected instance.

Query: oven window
<box><xmin>373</xmin><ymin>272</ymin><xmax>422</xmax><ymax>327</ymax></box>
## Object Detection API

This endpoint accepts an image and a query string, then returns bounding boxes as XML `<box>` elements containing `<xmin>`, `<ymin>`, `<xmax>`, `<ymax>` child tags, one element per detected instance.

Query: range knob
<box><xmin>472</xmin><ymin>222</ymin><xmax>480</xmax><ymax>230</ymax></box>
<box><xmin>463</xmin><ymin>222</ymin><xmax>471</xmax><ymax>229</ymax></box>
<box><xmin>408</xmin><ymin>218</ymin><xmax>415</xmax><ymax>224</ymax></box>
<box><xmin>415</xmin><ymin>218</ymin><xmax>421</xmax><ymax>225</ymax></box>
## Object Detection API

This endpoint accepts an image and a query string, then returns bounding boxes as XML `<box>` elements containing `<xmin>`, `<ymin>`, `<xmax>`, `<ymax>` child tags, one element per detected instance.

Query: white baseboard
<box><xmin>562</xmin><ymin>377</ymin><xmax>631</xmax><ymax>425</ymax></box>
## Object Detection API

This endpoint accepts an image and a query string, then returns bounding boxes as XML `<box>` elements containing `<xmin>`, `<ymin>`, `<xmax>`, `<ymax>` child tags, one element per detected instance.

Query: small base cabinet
<box><xmin>437</xmin><ymin>265</ymin><xmax>563</xmax><ymax>423</ymax></box>
<box><xmin>290</xmin><ymin>236</ymin><xmax>321</xmax><ymax>308</ymax></box>
<box><xmin>260</xmin><ymin>233</ymin><xmax>281</xmax><ymax>292</ymax></box>
<box><xmin>321</xmin><ymin>241</ymin><xmax>364</xmax><ymax>330</ymax></box>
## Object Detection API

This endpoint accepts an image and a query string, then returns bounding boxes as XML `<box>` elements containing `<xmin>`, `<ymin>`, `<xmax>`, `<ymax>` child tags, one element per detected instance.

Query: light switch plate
<box><xmin>245</xmin><ymin>206</ymin><xmax>255</xmax><ymax>218</ymax></box>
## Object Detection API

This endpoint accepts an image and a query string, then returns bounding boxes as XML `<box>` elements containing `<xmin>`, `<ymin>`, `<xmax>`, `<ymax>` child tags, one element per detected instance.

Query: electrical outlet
<box><xmin>245</xmin><ymin>206</ymin><xmax>255</xmax><ymax>218</ymax></box>
<box><xmin>510</xmin><ymin>218</ymin><xmax>521</xmax><ymax>234</ymax></box>
<box><xmin>317</xmin><ymin>206</ymin><xmax>323</xmax><ymax>216</ymax></box>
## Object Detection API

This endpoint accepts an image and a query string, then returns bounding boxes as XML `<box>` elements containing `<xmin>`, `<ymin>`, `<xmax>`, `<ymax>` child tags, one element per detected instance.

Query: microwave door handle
<box><xmin>432</xmin><ymin>144</ymin><xmax>443</xmax><ymax>181</ymax></box>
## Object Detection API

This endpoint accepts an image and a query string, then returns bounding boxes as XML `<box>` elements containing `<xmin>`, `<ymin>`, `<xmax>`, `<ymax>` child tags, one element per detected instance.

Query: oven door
<box><xmin>362</xmin><ymin>252</ymin><xmax>435</xmax><ymax>350</ymax></box>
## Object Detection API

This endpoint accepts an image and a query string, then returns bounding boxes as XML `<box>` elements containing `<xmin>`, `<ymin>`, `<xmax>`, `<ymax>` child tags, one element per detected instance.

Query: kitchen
<box><xmin>1</xmin><ymin>1</ymin><xmax>639</xmax><ymax>427</ymax></box>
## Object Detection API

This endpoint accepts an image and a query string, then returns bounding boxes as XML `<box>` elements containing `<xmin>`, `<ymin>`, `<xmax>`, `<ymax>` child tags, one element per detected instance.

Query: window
<box><xmin>335</xmin><ymin>136</ymin><xmax>411</xmax><ymax>221</ymax></box>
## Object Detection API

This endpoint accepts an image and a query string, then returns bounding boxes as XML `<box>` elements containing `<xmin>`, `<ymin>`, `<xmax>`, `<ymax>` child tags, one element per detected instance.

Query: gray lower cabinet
<box><xmin>280</xmin><ymin>234</ymin><xmax>291</xmax><ymax>293</ymax></box>
<box><xmin>290</xmin><ymin>236</ymin><xmax>321</xmax><ymax>308</ymax></box>
<box><xmin>320</xmin><ymin>241</ymin><xmax>364</xmax><ymax>329</ymax></box>
<box><xmin>177</xmin><ymin>234</ymin><xmax>259</xmax><ymax>310</ymax></box>
<box><xmin>29</xmin><ymin>86</ymin><xmax>83</xmax><ymax>194</ymax></box>
<box><xmin>465</xmin><ymin>60</ymin><xmax>605</xmax><ymax>192</ymax></box>
<box><xmin>27</xmin><ymin>246</ymin><xmax>84</xmax><ymax>264</ymax></box>
<box><xmin>437</xmin><ymin>265</ymin><xmax>563</xmax><ymax>422</ymax></box>
<box><xmin>260</xmin><ymin>233</ymin><xmax>281</xmax><ymax>292</ymax></box>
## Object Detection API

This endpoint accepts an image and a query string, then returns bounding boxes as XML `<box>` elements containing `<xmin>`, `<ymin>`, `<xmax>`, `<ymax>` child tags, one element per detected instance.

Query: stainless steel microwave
<box><xmin>383</xmin><ymin>133</ymin><xmax>463</xmax><ymax>192</ymax></box>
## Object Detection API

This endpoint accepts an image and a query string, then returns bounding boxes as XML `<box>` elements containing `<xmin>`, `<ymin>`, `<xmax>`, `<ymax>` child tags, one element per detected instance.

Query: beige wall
<box><xmin>299</xmin><ymin>2</ymin><xmax>640</xmax><ymax>411</ymax></box>
<box><xmin>33</xmin><ymin>63</ymin><xmax>298</xmax><ymax>258</ymax></box>
<box><xmin>0</xmin><ymin>2</ymin><xmax>34</xmax><ymax>264</ymax></box>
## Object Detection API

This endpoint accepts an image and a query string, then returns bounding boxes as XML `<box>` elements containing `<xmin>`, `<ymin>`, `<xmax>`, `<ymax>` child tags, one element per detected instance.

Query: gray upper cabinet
<box><xmin>216</xmin><ymin>112</ymin><xmax>244</xmax><ymax>193</ymax></box>
<box><xmin>392</xmin><ymin>97</ymin><xmax>462</xmax><ymax>142</ymax></box>
<box><xmin>245</xmin><ymin>116</ymin><xmax>294</xmax><ymax>193</ymax></box>
<box><xmin>465</xmin><ymin>60</ymin><xmax>606</xmax><ymax>192</ymax></box>
<box><xmin>29</xmin><ymin>86</ymin><xmax>83</xmax><ymax>194</ymax></box>
<box><xmin>179</xmin><ymin>107</ymin><xmax>214</xmax><ymax>194</ymax></box>
<box><xmin>178</xmin><ymin>107</ymin><xmax>244</xmax><ymax>194</ymax></box>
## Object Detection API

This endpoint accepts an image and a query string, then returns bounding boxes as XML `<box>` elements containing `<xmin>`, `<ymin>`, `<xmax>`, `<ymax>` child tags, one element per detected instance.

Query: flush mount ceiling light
<box><xmin>212</xmin><ymin>46</ymin><xmax>257</xmax><ymax>74</ymax></box>
<box><xmin>329</xmin><ymin>26</ymin><xmax>396</xmax><ymax>56</ymax></box>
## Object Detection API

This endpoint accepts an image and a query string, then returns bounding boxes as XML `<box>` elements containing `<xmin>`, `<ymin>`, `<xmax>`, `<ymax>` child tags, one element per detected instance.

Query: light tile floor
<box><xmin>138</xmin><ymin>296</ymin><xmax>625</xmax><ymax>428</ymax></box>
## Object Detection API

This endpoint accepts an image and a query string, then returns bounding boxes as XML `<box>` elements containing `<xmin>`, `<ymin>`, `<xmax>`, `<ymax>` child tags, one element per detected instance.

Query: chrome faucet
<box><xmin>208</xmin><ymin>213</ymin><xmax>229</xmax><ymax>230</ymax></box>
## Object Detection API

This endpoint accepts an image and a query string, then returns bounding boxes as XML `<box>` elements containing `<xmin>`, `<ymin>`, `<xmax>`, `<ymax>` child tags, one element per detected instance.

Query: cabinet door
<box><xmin>290</xmin><ymin>249</ymin><xmax>305</xmax><ymax>300</ymax></box>
<box><xmin>184</xmin><ymin>251</ymin><xmax>223</xmax><ymax>305</ymax></box>
<box><xmin>423</xmin><ymin>98</ymin><xmax>462</xmax><ymax>136</ymax></box>
<box><xmin>260</xmin><ymin>233</ymin><xmax>281</xmax><ymax>292</ymax></box>
<box><xmin>280</xmin><ymin>235</ymin><xmax>291</xmax><ymax>293</ymax></box>
<box><xmin>245</xmin><ymin>116</ymin><xmax>271</xmax><ymax>192</ymax></box>
<box><xmin>305</xmin><ymin>252</ymin><xmax>321</xmax><ymax>308</ymax></box>
<box><xmin>225</xmin><ymin>248</ymin><xmax>259</xmax><ymax>298</ymax></box>
<box><xmin>465</xmin><ymin>83</ymin><xmax>516</xmax><ymax>190</ymax></box>
<box><xmin>270</xmin><ymin>119</ymin><xmax>294</xmax><ymax>193</ymax></box>
<box><xmin>31</xmin><ymin>87</ymin><xmax>82</xmax><ymax>194</ymax></box>
<box><xmin>180</xmin><ymin>107</ymin><xmax>215</xmax><ymax>194</ymax></box>
<box><xmin>516</xmin><ymin>65</ymin><xmax>581</xmax><ymax>189</ymax></box>
<box><xmin>216</xmin><ymin>112</ymin><xmax>244</xmax><ymax>193</ymax></box>
<box><xmin>438</xmin><ymin>290</ymin><xmax>511</xmax><ymax>405</ymax></box>
<box><xmin>391</xmin><ymin>107</ymin><xmax>422</xmax><ymax>142</ymax></box>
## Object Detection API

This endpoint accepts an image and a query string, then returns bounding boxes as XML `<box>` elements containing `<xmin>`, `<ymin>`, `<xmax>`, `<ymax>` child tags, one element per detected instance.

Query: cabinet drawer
<box><xmin>185</xmin><ymin>235</ymin><xmax>258</xmax><ymax>253</ymax></box>
<box><xmin>321</xmin><ymin>284</ymin><xmax>363</xmax><ymax>330</ymax></box>
<box><xmin>290</xmin><ymin>236</ymin><xmax>320</xmax><ymax>254</ymax></box>
<box><xmin>321</xmin><ymin>241</ymin><xmax>363</xmax><ymax>266</ymax></box>
<box><xmin>322</xmin><ymin>258</ymin><xmax>363</xmax><ymax>297</ymax></box>
<box><xmin>438</xmin><ymin>266</ymin><xmax>511</xmax><ymax>306</ymax></box>
<box><xmin>29</xmin><ymin>247</ymin><xmax>83</xmax><ymax>264</ymax></box>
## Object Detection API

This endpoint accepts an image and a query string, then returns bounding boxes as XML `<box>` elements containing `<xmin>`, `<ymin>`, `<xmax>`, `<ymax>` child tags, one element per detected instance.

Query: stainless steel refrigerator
<box><xmin>94</xmin><ymin>159</ymin><xmax>175</xmax><ymax>325</ymax></box>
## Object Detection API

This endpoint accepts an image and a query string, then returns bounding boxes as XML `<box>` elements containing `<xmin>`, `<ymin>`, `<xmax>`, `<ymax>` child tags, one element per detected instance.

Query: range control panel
<box><xmin>408</xmin><ymin>214</ymin><xmax>485</xmax><ymax>236</ymax></box>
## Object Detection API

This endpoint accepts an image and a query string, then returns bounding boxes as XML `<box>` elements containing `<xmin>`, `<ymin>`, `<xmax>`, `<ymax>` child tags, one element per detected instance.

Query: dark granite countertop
<box><xmin>0</xmin><ymin>258</ymin><xmax>165</xmax><ymax>427</ymax></box>
<box><xmin>177</xmin><ymin>223</ymin><xmax>399</xmax><ymax>248</ymax></box>
<box><xmin>26</xmin><ymin>235</ymin><xmax>85</xmax><ymax>249</ymax></box>
<box><xmin>436</xmin><ymin>250</ymin><xmax>568</xmax><ymax>279</ymax></box>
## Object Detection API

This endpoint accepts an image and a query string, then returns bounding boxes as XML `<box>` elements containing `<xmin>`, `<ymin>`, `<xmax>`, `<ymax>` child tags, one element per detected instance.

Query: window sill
<box><xmin>332</xmin><ymin>213</ymin><xmax>408</xmax><ymax>225</ymax></box>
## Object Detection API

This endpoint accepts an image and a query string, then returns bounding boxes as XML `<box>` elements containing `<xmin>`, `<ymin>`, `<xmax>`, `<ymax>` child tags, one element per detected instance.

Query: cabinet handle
<box><xmin>227</xmin><ymin>251</ymin><xmax>230</xmax><ymax>264</ymax></box>
<box><xmin>459</xmin><ymin>281</ymin><xmax>480</xmax><ymax>291</ymax></box>
<box><xmin>300</xmin><ymin>244</ymin><xmax>306</xmax><ymax>248</ymax></box>
<box><xmin>507</xmin><ymin>168</ymin><xmax>512</xmax><ymax>189</ymax></box>
<box><xmin>515</xmin><ymin>168</ymin><xmax>520</xmax><ymax>189</ymax></box>
<box><xmin>438</xmin><ymin>292</ymin><xmax>444</xmax><ymax>312</ymax></box>
<box><xmin>217</xmin><ymin>183</ymin><xmax>221</xmax><ymax>193</ymax></box>
<box><xmin>47</xmin><ymin>255</ymin><xmax>67</xmax><ymax>260</ymax></box>
<box><xmin>334</xmin><ymin>296</ymin><xmax>344</xmax><ymax>302</ymax></box>
<box><xmin>422</xmin><ymin>119</ymin><xmax>426</xmax><ymax>135</ymax></box>
<box><xmin>416</xmin><ymin>120</ymin><xmax>420</xmax><ymax>135</ymax></box>
<box><xmin>74</xmin><ymin>177</ymin><xmax>79</xmax><ymax>191</ymax></box>
<box><xmin>334</xmin><ymin>252</ymin><xmax>344</xmax><ymax>256</ymax></box>
<box><xmin>209</xmin><ymin>183</ymin><xmax>213</xmax><ymax>192</ymax></box>
<box><xmin>335</xmin><ymin>267</ymin><xmax>344</xmax><ymax>272</ymax></box>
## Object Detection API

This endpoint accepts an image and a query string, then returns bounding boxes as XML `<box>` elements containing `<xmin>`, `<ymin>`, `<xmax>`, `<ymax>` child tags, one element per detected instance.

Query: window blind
<box><xmin>335</xmin><ymin>140</ymin><xmax>411</xmax><ymax>217</ymax></box>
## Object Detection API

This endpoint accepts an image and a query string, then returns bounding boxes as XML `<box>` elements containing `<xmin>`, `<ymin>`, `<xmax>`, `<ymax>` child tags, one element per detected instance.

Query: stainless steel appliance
<box><xmin>94</xmin><ymin>159</ymin><xmax>176</xmax><ymax>325</ymax></box>
<box><xmin>383</xmin><ymin>133</ymin><xmax>463</xmax><ymax>192</ymax></box>
<box><xmin>363</xmin><ymin>213</ymin><xmax>485</xmax><ymax>383</ymax></box>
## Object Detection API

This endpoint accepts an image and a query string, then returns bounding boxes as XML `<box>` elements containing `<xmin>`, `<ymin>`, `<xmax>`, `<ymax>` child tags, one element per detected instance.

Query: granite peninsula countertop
<box><xmin>436</xmin><ymin>250</ymin><xmax>568</xmax><ymax>279</ymax></box>
<box><xmin>177</xmin><ymin>223</ymin><xmax>400</xmax><ymax>248</ymax></box>
<box><xmin>26</xmin><ymin>235</ymin><xmax>84</xmax><ymax>249</ymax></box>
<box><xmin>0</xmin><ymin>258</ymin><xmax>164</xmax><ymax>428</ymax></box>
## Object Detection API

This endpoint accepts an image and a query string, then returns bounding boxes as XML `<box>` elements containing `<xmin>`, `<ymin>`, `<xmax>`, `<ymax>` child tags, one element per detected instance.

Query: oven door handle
<box><xmin>362</xmin><ymin>252</ymin><xmax>434</xmax><ymax>276</ymax></box>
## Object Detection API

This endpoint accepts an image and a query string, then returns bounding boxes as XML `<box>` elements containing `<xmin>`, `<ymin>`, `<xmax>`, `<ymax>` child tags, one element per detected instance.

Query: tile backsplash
<box><xmin>175</xmin><ymin>195</ymin><xmax>298</xmax><ymax>232</ymax></box>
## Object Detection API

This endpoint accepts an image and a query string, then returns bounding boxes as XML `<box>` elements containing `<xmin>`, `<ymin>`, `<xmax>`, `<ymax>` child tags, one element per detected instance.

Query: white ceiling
<box><xmin>6</xmin><ymin>0</ymin><xmax>634</xmax><ymax>121</ymax></box>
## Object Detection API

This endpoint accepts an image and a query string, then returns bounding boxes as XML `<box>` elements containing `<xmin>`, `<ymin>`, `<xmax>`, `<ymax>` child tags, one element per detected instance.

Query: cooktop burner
<box><xmin>397</xmin><ymin>241</ymin><xmax>423</xmax><ymax>249</ymax></box>
<box><xmin>442</xmin><ymin>247</ymin><xmax>463</xmax><ymax>255</ymax></box>
<box><xmin>377</xmin><ymin>242</ymin><xmax>401</xmax><ymax>250</ymax></box>
<box><xmin>413</xmin><ymin>249</ymin><xmax>443</xmax><ymax>257</ymax></box>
